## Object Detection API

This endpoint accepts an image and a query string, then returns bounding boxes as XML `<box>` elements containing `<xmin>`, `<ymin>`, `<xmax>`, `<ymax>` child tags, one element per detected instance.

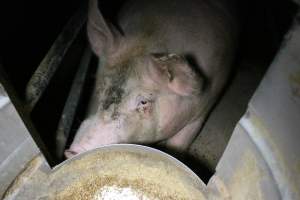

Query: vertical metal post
<box><xmin>55</xmin><ymin>47</ymin><xmax>92</xmax><ymax>159</ymax></box>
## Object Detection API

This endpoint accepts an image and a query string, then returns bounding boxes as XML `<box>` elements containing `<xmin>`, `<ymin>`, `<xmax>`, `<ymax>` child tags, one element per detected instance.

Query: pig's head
<box><xmin>64</xmin><ymin>0</ymin><xmax>205</xmax><ymax>158</ymax></box>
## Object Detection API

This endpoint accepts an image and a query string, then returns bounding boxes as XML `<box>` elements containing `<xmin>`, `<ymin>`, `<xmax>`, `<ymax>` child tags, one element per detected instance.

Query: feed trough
<box><xmin>53</xmin><ymin>144</ymin><xmax>206</xmax><ymax>200</ymax></box>
<box><xmin>4</xmin><ymin>144</ymin><xmax>207</xmax><ymax>200</ymax></box>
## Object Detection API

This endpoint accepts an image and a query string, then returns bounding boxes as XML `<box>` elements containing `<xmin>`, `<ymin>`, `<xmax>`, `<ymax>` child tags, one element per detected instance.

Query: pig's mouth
<box><xmin>64</xmin><ymin>145</ymin><xmax>89</xmax><ymax>158</ymax></box>
<box><xmin>64</xmin><ymin>149</ymin><xmax>78</xmax><ymax>158</ymax></box>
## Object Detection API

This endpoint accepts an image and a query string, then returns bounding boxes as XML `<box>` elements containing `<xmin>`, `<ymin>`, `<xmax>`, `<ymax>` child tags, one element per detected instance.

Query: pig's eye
<box><xmin>140</xmin><ymin>100</ymin><xmax>148</xmax><ymax>105</ymax></box>
<box><xmin>137</xmin><ymin>96</ymin><xmax>149</xmax><ymax>107</ymax></box>
<box><xmin>136</xmin><ymin>95</ymin><xmax>152</xmax><ymax>114</ymax></box>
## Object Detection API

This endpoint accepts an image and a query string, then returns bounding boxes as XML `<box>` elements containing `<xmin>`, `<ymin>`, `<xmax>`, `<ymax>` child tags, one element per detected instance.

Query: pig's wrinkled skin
<box><xmin>65</xmin><ymin>0</ymin><xmax>237</xmax><ymax>158</ymax></box>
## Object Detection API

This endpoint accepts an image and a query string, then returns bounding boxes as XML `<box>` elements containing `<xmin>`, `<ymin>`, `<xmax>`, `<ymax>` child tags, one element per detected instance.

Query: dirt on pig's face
<box><xmin>65</xmin><ymin>53</ymin><xmax>204</xmax><ymax>158</ymax></box>
<box><xmin>95</xmin><ymin>57</ymin><xmax>158</xmax><ymax>142</ymax></box>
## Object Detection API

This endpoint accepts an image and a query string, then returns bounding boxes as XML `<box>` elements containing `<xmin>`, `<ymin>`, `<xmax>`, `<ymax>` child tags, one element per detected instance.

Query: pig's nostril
<box><xmin>64</xmin><ymin>149</ymin><xmax>78</xmax><ymax>159</ymax></box>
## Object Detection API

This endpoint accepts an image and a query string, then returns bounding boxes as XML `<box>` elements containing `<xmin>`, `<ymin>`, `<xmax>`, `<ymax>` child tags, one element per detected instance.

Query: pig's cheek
<box><xmin>156</xmin><ymin>96</ymin><xmax>186</xmax><ymax>138</ymax></box>
<box><xmin>156</xmin><ymin>98</ymin><xmax>174</xmax><ymax>134</ymax></box>
<box><xmin>118</xmin><ymin>112</ymin><xmax>148</xmax><ymax>142</ymax></box>
<box><xmin>117</xmin><ymin>115</ymin><xmax>138</xmax><ymax>141</ymax></box>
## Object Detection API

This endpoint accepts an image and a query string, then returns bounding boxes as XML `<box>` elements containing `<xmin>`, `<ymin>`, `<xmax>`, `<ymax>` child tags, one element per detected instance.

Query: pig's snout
<box><xmin>64</xmin><ymin>149</ymin><xmax>78</xmax><ymax>158</ymax></box>
<box><xmin>64</xmin><ymin>145</ymin><xmax>87</xmax><ymax>159</ymax></box>
<box><xmin>64</xmin><ymin>117</ymin><xmax>123</xmax><ymax>159</ymax></box>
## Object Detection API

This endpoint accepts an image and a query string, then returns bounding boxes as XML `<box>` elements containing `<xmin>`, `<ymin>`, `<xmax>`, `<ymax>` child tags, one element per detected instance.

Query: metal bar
<box><xmin>55</xmin><ymin>47</ymin><xmax>92</xmax><ymax>159</ymax></box>
<box><xmin>25</xmin><ymin>7</ymin><xmax>87</xmax><ymax>110</ymax></box>
<box><xmin>0</xmin><ymin>65</ymin><xmax>56</xmax><ymax>166</ymax></box>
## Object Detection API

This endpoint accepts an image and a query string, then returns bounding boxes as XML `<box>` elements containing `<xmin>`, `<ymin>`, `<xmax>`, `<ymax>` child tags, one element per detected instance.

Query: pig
<box><xmin>64</xmin><ymin>0</ymin><xmax>238</xmax><ymax>158</ymax></box>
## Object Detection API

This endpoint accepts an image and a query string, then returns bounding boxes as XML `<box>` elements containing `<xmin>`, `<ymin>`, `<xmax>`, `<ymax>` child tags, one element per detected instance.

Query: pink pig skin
<box><xmin>65</xmin><ymin>0</ymin><xmax>238</xmax><ymax>158</ymax></box>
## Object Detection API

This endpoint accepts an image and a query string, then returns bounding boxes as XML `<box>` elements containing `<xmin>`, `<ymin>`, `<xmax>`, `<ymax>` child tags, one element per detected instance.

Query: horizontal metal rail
<box><xmin>25</xmin><ymin>7</ymin><xmax>87</xmax><ymax>111</ymax></box>
<box><xmin>55</xmin><ymin>47</ymin><xmax>92</xmax><ymax>159</ymax></box>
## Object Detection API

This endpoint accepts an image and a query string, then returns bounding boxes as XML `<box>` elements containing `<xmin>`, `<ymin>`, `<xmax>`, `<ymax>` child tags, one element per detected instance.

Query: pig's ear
<box><xmin>150</xmin><ymin>53</ymin><xmax>205</xmax><ymax>96</ymax></box>
<box><xmin>87</xmin><ymin>0</ymin><xmax>122</xmax><ymax>57</ymax></box>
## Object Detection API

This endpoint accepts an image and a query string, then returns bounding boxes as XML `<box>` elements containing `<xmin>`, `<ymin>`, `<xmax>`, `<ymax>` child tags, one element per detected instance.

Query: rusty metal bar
<box><xmin>25</xmin><ymin>7</ymin><xmax>87</xmax><ymax>110</ymax></box>
<box><xmin>55</xmin><ymin>47</ymin><xmax>92</xmax><ymax>159</ymax></box>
